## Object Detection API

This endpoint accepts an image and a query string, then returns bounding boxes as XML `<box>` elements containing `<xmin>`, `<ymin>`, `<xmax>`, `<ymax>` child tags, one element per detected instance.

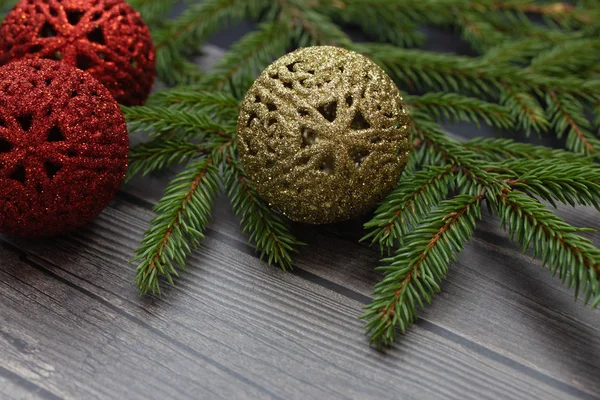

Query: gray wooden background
<box><xmin>2</xmin><ymin>7</ymin><xmax>600</xmax><ymax>400</ymax></box>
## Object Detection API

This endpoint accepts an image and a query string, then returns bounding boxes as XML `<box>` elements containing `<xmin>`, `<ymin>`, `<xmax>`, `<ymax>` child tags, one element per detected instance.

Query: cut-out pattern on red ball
<box><xmin>0</xmin><ymin>0</ymin><xmax>156</xmax><ymax>106</ymax></box>
<box><xmin>0</xmin><ymin>59</ymin><xmax>128</xmax><ymax>237</ymax></box>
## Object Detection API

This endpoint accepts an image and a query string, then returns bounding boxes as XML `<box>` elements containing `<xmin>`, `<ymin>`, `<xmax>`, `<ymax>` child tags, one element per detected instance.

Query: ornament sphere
<box><xmin>237</xmin><ymin>46</ymin><xmax>412</xmax><ymax>224</ymax></box>
<box><xmin>0</xmin><ymin>0</ymin><xmax>156</xmax><ymax>106</ymax></box>
<box><xmin>0</xmin><ymin>59</ymin><xmax>129</xmax><ymax>237</ymax></box>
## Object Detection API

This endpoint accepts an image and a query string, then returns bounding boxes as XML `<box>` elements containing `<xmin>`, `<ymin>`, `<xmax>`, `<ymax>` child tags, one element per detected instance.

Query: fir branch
<box><xmin>330</xmin><ymin>0</ymin><xmax>455</xmax><ymax>25</ymax></box>
<box><xmin>126</xmin><ymin>0</ymin><xmax>177</xmax><ymax>27</ymax></box>
<box><xmin>457</xmin><ymin>11</ymin><xmax>515</xmax><ymax>52</ymax></box>
<box><xmin>412</xmin><ymin>120</ymin><xmax>498</xmax><ymax>195</ymax></box>
<box><xmin>464</xmin><ymin>138</ymin><xmax>593</xmax><ymax>163</ymax></box>
<box><xmin>457</xmin><ymin>12</ymin><xmax>586</xmax><ymax>55</ymax></box>
<box><xmin>482</xmin><ymin>38</ymin><xmax>558</xmax><ymax>66</ymax></box>
<box><xmin>358</xmin><ymin>44</ymin><xmax>498</xmax><ymax>95</ymax></box>
<box><xmin>529</xmin><ymin>38</ymin><xmax>600</xmax><ymax>76</ymax></box>
<box><xmin>497</xmin><ymin>191</ymin><xmax>600</xmax><ymax>304</ymax></box>
<box><xmin>489</xmin><ymin>1</ymin><xmax>594</xmax><ymax>26</ymax></box>
<box><xmin>123</xmin><ymin>105</ymin><xmax>234</xmax><ymax>138</ymax></box>
<box><xmin>127</xmin><ymin>139</ymin><xmax>212</xmax><ymax>182</ymax></box>
<box><xmin>153</xmin><ymin>0</ymin><xmax>268</xmax><ymax>84</ymax></box>
<box><xmin>362</xmin><ymin>165</ymin><xmax>456</xmax><ymax>249</ymax></box>
<box><xmin>0</xmin><ymin>0</ymin><xmax>13</xmax><ymax>13</ymax></box>
<box><xmin>277</xmin><ymin>0</ymin><xmax>352</xmax><ymax>47</ymax></box>
<box><xmin>362</xmin><ymin>194</ymin><xmax>482</xmax><ymax>348</ymax></box>
<box><xmin>335</xmin><ymin>0</ymin><xmax>598</xmax><ymax>33</ymax></box>
<box><xmin>529</xmin><ymin>39</ymin><xmax>600</xmax><ymax>76</ymax></box>
<box><xmin>223</xmin><ymin>153</ymin><xmax>304</xmax><ymax>270</ymax></box>
<box><xmin>407</xmin><ymin>93</ymin><xmax>514</xmax><ymax>129</ymax></box>
<box><xmin>160</xmin><ymin>59</ymin><xmax>206</xmax><ymax>86</ymax></box>
<box><xmin>499</xmin><ymin>89</ymin><xmax>549</xmax><ymax>135</ymax></box>
<box><xmin>200</xmin><ymin>21</ymin><xmax>295</xmax><ymax>93</ymax></box>
<box><xmin>155</xmin><ymin>0</ymin><xmax>244</xmax><ymax>47</ymax></box>
<box><xmin>357</xmin><ymin>43</ymin><xmax>600</xmax><ymax>100</ymax></box>
<box><xmin>330</xmin><ymin>1</ymin><xmax>425</xmax><ymax>47</ymax></box>
<box><xmin>492</xmin><ymin>159</ymin><xmax>600</xmax><ymax>209</ymax></box>
<box><xmin>148</xmin><ymin>88</ymin><xmax>240</xmax><ymax>113</ymax></box>
<box><xmin>546</xmin><ymin>92</ymin><xmax>600</xmax><ymax>154</ymax></box>
<box><xmin>134</xmin><ymin>157</ymin><xmax>221</xmax><ymax>294</ymax></box>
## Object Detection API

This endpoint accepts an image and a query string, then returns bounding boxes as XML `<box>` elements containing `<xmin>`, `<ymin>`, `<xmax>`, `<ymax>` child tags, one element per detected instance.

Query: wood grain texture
<box><xmin>1</xmin><ymin>186</ymin><xmax>599</xmax><ymax>399</ymax></box>
<box><xmin>2</xmin><ymin>45</ymin><xmax>600</xmax><ymax>400</ymax></box>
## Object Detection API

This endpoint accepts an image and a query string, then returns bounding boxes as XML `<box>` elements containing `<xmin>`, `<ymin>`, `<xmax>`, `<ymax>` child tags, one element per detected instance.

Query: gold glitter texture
<box><xmin>237</xmin><ymin>46</ymin><xmax>412</xmax><ymax>224</ymax></box>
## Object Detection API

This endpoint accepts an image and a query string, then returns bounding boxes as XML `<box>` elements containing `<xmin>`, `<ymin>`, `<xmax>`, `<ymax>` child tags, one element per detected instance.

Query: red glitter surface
<box><xmin>0</xmin><ymin>59</ymin><xmax>128</xmax><ymax>237</ymax></box>
<box><xmin>0</xmin><ymin>0</ymin><xmax>156</xmax><ymax>106</ymax></box>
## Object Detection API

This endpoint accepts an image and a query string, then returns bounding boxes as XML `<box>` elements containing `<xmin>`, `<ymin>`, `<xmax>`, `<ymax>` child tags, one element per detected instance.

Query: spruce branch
<box><xmin>123</xmin><ymin>105</ymin><xmax>234</xmax><ymax>138</ymax></box>
<box><xmin>154</xmin><ymin>0</ymin><xmax>248</xmax><ymax>48</ymax></box>
<box><xmin>358</xmin><ymin>44</ymin><xmax>499</xmax><ymax>95</ymax></box>
<box><xmin>359</xmin><ymin>43</ymin><xmax>600</xmax><ymax>100</ymax></box>
<box><xmin>330</xmin><ymin>1</ymin><xmax>425</xmax><ymax>47</ymax></box>
<box><xmin>491</xmin><ymin>159</ymin><xmax>600</xmax><ymax>209</ymax></box>
<box><xmin>529</xmin><ymin>39</ymin><xmax>600</xmax><ymax>76</ymax></box>
<box><xmin>223</xmin><ymin>152</ymin><xmax>304</xmax><ymax>270</ymax></box>
<box><xmin>499</xmin><ymin>89</ymin><xmax>549</xmax><ymax>135</ymax></box>
<box><xmin>362</xmin><ymin>194</ymin><xmax>482</xmax><ymax>348</ymax></box>
<box><xmin>200</xmin><ymin>21</ymin><xmax>296</xmax><ymax>93</ymax></box>
<box><xmin>546</xmin><ymin>92</ymin><xmax>600</xmax><ymax>154</ymax></box>
<box><xmin>153</xmin><ymin>0</ymin><xmax>268</xmax><ymax>84</ymax></box>
<box><xmin>457</xmin><ymin>11</ymin><xmax>516</xmax><ymax>52</ymax></box>
<box><xmin>148</xmin><ymin>87</ymin><xmax>240</xmax><ymax>113</ymax></box>
<box><xmin>456</xmin><ymin>11</ymin><xmax>585</xmax><ymax>54</ymax></box>
<box><xmin>127</xmin><ymin>138</ymin><xmax>210</xmax><ymax>181</ymax></box>
<box><xmin>488</xmin><ymin>1</ymin><xmax>594</xmax><ymax>26</ymax></box>
<box><xmin>481</xmin><ymin>38</ymin><xmax>561</xmax><ymax>65</ymax></box>
<box><xmin>329</xmin><ymin>0</ymin><xmax>454</xmax><ymax>25</ymax></box>
<box><xmin>276</xmin><ymin>0</ymin><xmax>352</xmax><ymax>47</ymax></box>
<box><xmin>134</xmin><ymin>156</ymin><xmax>221</xmax><ymax>294</ymax></box>
<box><xmin>412</xmin><ymin>120</ymin><xmax>500</xmax><ymax>195</ymax></box>
<box><xmin>362</xmin><ymin>165</ymin><xmax>456</xmax><ymax>249</ymax></box>
<box><xmin>332</xmin><ymin>0</ymin><xmax>598</xmax><ymax>27</ymax></box>
<box><xmin>497</xmin><ymin>191</ymin><xmax>600</xmax><ymax>304</ymax></box>
<box><xmin>407</xmin><ymin>93</ymin><xmax>514</xmax><ymax>129</ymax></box>
<box><xmin>464</xmin><ymin>138</ymin><xmax>593</xmax><ymax>163</ymax></box>
<box><xmin>0</xmin><ymin>0</ymin><xmax>13</xmax><ymax>16</ymax></box>
<box><xmin>126</xmin><ymin>0</ymin><xmax>177</xmax><ymax>27</ymax></box>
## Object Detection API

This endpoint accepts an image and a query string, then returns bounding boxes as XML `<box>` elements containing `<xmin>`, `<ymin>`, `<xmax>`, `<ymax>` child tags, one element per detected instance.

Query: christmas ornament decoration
<box><xmin>237</xmin><ymin>46</ymin><xmax>412</xmax><ymax>224</ymax></box>
<box><xmin>0</xmin><ymin>0</ymin><xmax>156</xmax><ymax>106</ymax></box>
<box><xmin>0</xmin><ymin>59</ymin><xmax>128</xmax><ymax>237</ymax></box>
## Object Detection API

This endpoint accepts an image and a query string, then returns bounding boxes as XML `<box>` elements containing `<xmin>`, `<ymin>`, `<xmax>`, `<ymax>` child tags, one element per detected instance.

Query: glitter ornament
<box><xmin>0</xmin><ymin>59</ymin><xmax>128</xmax><ymax>237</ymax></box>
<box><xmin>0</xmin><ymin>0</ymin><xmax>156</xmax><ymax>106</ymax></box>
<box><xmin>237</xmin><ymin>46</ymin><xmax>412</xmax><ymax>224</ymax></box>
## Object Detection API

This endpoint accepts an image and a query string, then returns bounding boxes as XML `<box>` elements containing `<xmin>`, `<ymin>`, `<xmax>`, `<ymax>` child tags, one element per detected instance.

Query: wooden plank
<box><xmin>119</xmin><ymin>163</ymin><xmax>600</xmax><ymax>398</ymax></box>
<box><xmin>0</xmin><ymin>249</ymin><xmax>271</xmax><ymax>399</ymax></box>
<box><xmin>0</xmin><ymin>366</ymin><xmax>61</xmax><ymax>400</ymax></box>
<box><xmin>1</xmin><ymin>192</ymin><xmax>598</xmax><ymax>399</ymax></box>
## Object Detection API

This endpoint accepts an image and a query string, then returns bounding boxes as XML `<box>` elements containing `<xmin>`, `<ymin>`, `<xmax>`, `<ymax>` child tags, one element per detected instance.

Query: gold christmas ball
<box><xmin>237</xmin><ymin>46</ymin><xmax>412</xmax><ymax>224</ymax></box>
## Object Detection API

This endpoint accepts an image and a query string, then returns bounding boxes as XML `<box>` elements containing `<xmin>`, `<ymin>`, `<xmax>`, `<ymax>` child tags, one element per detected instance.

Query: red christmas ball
<box><xmin>0</xmin><ymin>59</ymin><xmax>128</xmax><ymax>237</ymax></box>
<box><xmin>0</xmin><ymin>0</ymin><xmax>156</xmax><ymax>106</ymax></box>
